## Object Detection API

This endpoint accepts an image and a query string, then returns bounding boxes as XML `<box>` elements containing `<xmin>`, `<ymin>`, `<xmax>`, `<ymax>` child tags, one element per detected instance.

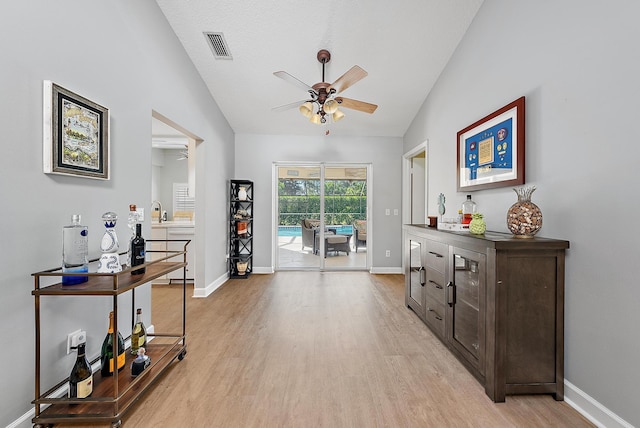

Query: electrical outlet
<box><xmin>136</xmin><ymin>208</ymin><xmax>145</xmax><ymax>222</ymax></box>
<box><xmin>385</xmin><ymin>250</ymin><xmax>391</xmax><ymax>257</ymax></box>
<box><xmin>66</xmin><ymin>329</ymin><xmax>86</xmax><ymax>354</ymax></box>
<box><xmin>385</xmin><ymin>209</ymin><xmax>390</xmax><ymax>216</ymax></box>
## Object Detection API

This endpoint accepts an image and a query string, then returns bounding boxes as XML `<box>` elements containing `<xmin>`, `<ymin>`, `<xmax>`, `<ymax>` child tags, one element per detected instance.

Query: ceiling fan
<box><xmin>273</xmin><ymin>49</ymin><xmax>378</xmax><ymax>124</ymax></box>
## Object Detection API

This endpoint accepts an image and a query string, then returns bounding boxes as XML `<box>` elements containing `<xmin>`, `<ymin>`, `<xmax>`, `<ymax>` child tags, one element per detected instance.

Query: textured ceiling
<box><xmin>154</xmin><ymin>0</ymin><xmax>483</xmax><ymax>138</ymax></box>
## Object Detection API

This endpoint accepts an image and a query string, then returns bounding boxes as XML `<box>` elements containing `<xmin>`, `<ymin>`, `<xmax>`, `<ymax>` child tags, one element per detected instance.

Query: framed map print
<box><xmin>43</xmin><ymin>81</ymin><xmax>110</xmax><ymax>180</ymax></box>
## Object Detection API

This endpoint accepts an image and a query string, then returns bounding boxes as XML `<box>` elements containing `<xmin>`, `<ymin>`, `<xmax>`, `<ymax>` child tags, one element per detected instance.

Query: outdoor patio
<box><xmin>278</xmin><ymin>235</ymin><xmax>367</xmax><ymax>269</ymax></box>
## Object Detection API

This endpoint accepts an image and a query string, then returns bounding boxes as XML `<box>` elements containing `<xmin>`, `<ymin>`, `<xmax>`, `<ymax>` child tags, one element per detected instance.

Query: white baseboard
<box><xmin>564</xmin><ymin>380</ymin><xmax>633</xmax><ymax>428</ymax></box>
<box><xmin>192</xmin><ymin>272</ymin><xmax>228</xmax><ymax>298</ymax></box>
<box><xmin>370</xmin><ymin>266</ymin><xmax>403</xmax><ymax>274</ymax></box>
<box><xmin>252</xmin><ymin>266</ymin><xmax>275</xmax><ymax>274</ymax></box>
<box><xmin>253</xmin><ymin>267</ymin><xmax>402</xmax><ymax>274</ymax></box>
<box><xmin>7</xmin><ymin>408</ymin><xmax>33</xmax><ymax>428</ymax></box>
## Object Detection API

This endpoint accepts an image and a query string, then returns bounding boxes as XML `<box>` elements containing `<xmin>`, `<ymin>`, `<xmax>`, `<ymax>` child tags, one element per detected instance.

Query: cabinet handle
<box><xmin>428</xmin><ymin>280</ymin><xmax>443</xmax><ymax>289</ymax></box>
<box><xmin>419</xmin><ymin>267</ymin><xmax>426</xmax><ymax>286</ymax></box>
<box><xmin>428</xmin><ymin>251</ymin><xmax>443</xmax><ymax>258</ymax></box>
<box><xmin>447</xmin><ymin>282</ymin><xmax>455</xmax><ymax>307</ymax></box>
<box><xmin>427</xmin><ymin>308</ymin><xmax>443</xmax><ymax>321</ymax></box>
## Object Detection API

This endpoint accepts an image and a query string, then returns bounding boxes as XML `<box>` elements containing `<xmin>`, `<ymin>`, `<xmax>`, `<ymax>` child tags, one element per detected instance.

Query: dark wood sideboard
<box><xmin>404</xmin><ymin>224</ymin><xmax>569</xmax><ymax>402</ymax></box>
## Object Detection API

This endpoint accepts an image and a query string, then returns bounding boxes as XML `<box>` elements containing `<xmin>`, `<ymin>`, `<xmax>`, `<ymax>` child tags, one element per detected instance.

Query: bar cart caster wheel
<box><xmin>178</xmin><ymin>349</ymin><xmax>187</xmax><ymax>360</ymax></box>
<box><xmin>111</xmin><ymin>420</ymin><xmax>122</xmax><ymax>428</ymax></box>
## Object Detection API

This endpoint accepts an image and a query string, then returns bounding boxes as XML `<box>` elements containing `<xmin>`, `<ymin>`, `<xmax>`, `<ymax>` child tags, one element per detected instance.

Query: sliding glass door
<box><xmin>275</xmin><ymin>163</ymin><xmax>369</xmax><ymax>270</ymax></box>
<box><xmin>276</xmin><ymin>165</ymin><xmax>321</xmax><ymax>269</ymax></box>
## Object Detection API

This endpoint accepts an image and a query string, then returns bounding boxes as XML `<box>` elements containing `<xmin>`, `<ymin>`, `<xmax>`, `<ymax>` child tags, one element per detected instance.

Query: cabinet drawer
<box><xmin>424</xmin><ymin>240</ymin><xmax>447</xmax><ymax>273</ymax></box>
<box><xmin>424</xmin><ymin>268</ymin><xmax>446</xmax><ymax>304</ymax></box>
<box><xmin>424</xmin><ymin>297</ymin><xmax>445</xmax><ymax>339</ymax></box>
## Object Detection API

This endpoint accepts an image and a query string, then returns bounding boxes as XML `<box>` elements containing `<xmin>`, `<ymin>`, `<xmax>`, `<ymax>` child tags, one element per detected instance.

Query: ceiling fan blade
<box><xmin>336</xmin><ymin>97</ymin><xmax>378</xmax><ymax>114</ymax></box>
<box><xmin>272</xmin><ymin>100</ymin><xmax>310</xmax><ymax>112</ymax></box>
<box><xmin>273</xmin><ymin>71</ymin><xmax>316</xmax><ymax>93</ymax></box>
<box><xmin>329</xmin><ymin>65</ymin><xmax>368</xmax><ymax>94</ymax></box>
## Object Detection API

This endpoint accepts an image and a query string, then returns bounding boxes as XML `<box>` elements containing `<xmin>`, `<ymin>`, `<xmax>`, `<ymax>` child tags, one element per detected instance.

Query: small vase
<box><xmin>238</xmin><ymin>186</ymin><xmax>247</xmax><ymax>201</ymax></box>
<box><xmin>506</xmin><ymin>186</ymin><xmax>543</xmax><ymax>238</ymax></box>
<box><xmin>469</xmin><ymin>213</ymin><xmax>486</xmax><ymax>235</ymax></box>
<box><xmin>236</xmin><ymin>261</ymin><xmax>248</xmax><ymax>276</ymax></box>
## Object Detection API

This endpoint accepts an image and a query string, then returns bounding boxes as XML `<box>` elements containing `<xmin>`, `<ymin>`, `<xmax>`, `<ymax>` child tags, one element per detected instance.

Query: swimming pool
<box><xmin>278</xmin><ymin>225</ymin><xmax>353</xmax><ymax>236</ymax></box>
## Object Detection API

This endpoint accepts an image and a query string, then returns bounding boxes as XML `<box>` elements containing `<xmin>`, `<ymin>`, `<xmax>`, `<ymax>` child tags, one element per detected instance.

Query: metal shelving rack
<box><xmin>31</xmin><ymin>240</ymin><xmax>189</xmax><ymax>428</ymax></box>
<box><xmin>229</xmin><ymin>180</ymin><xmax>253</xmax><ymax>278</ymax></box>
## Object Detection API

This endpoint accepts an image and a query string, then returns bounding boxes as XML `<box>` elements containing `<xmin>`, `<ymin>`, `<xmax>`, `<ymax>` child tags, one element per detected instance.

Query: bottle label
<box><xmin>110</xmin><ymin>352</ymin><xmax>126</xmax><ymax>371</ymax></box>
<box><xmin>76</xmin><ymin>375</ymin><xmax>93</xmax><ymax>398</ymax></box>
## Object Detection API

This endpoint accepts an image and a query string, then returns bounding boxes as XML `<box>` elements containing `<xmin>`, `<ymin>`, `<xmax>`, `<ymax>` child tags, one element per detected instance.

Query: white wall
<box><xmin>404</xmin><ymin>1</ymin><xmax>640</xmax><ymax>426</ymax></box>
<box><xmin>0</xmin><ymin>1</ymin><xmax>234</xmax><ymax>426</ymax></box>
<box><xmin>235</xmin><ymin>134</ymin><xmax>404</xmax><ymax>271</ymax></box>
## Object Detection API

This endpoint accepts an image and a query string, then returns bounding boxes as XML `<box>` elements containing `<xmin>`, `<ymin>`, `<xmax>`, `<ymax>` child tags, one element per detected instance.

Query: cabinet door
<box><xmin>447</xmin><ymin>247</ymin><xmax>485</xmax><ymax>375</ymax></box>
<box><xmin>405</xmin><ymin>236</ymin><xmax>426</xmax><ymax>321</ymax></box>
<box><xmin>167</xmin><ymin>228</ymin><xmax>194</xmax><ymax>280</ymax></box>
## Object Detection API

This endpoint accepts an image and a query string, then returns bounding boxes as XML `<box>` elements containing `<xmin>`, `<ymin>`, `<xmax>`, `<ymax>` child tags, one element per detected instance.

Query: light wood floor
<box><xmin>119</xmin><ymin>272</ymin><xmax>592</xmax><ymax>427</ymax></box>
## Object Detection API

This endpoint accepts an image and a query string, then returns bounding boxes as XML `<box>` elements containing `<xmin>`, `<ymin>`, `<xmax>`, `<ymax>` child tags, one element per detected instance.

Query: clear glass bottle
<box><xmin>68</xmin><ymin>342</ymin><xmax>93</xmax><ymax>399</ymax></box>
<box><xmin>100</xmin><ymin>311</ymin><xmax>126</xmax><ymax>377</ymax></box>
<box><xmin>130</xmin><ymin>223</ymin><xmax>146</xmax><ymax>275</ymax></box>
<box><xmin>461</xmin><ymin>195</ymin><xmax>477</xmax><ymax>225</ymax></box>
<box><xmin>130</xmin><ymin>308</ymin><xmax>147</xmax><ymax>355</ymax></box>
<box><xmin>62</xmin><ymin>214</ymin><xmax>88</xmax><ymax>285</ymax></box>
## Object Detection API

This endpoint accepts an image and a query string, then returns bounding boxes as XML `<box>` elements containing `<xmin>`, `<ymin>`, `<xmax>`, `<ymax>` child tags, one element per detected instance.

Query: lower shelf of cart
<box><xmin>230</xmin><ymin>273</ymin><xmax>251</xmax><ymax>279</ymax></box>
<box><xmin>33</xmin><ymin>336</ymin><xmax>186</xmax><ymax>425</ymax></box>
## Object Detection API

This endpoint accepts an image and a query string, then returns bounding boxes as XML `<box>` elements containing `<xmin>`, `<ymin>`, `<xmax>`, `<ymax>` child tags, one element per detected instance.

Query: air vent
<box><xmin>203</xmin><ymin>32</ymin><xmax>232</xmax><ymax>60</ymax></box>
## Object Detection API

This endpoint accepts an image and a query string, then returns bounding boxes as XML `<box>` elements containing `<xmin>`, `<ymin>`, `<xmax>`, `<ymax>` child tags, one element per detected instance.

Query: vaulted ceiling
<box><xmin>155</xmin><ymin>0</ymin><xmax>484</xmax><ymax>138</ymax></box>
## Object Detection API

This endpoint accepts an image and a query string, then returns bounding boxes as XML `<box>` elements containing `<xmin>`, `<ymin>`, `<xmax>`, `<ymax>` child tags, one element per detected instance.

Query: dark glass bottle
<box><xmin>130</xmin><ymin>308</ymin><xmax>147</xmax><ymax>355</ymax></box>
<box><xmin>68</xmin><ymin>342</ymin><xmax>93</xmax><ymax>398</ymax></box>
<box><xmin>100</xmin><ymin>311</ymin><xmax>126</xmax><ymax>377</ymax></box>
<box><xmin>130</xmin><ymin>223</ymin><xmax>146</xmax><ymax>275</ymax></box>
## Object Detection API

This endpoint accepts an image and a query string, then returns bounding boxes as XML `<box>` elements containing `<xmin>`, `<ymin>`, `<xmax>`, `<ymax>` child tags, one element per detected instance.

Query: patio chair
<box><xmin>353</xmin><ymin>220</ymin><xmax>367</xmax><ymax>252</ymax></box>
<box><xmin>301</xmin><ymin>218</ymin><xmax>320</xmax><ymax>251</ymax></box>
<box><xmin>325</xmin><ymin>234</ymin><xmax>350</xmax><ymax>257</ymax></box>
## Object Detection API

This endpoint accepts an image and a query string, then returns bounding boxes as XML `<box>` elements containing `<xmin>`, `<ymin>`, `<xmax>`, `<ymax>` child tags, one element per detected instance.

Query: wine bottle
<box><xmin>62</xmin><ymin>214</ymin><xmax>88</xmax><ymax>285</ymax></box>
<box><xmin>126</xmin><ymin>204</ymin><xmax>139</xmax><ymax>266</ymax></box>
<box><xmin>130</xmin><ymin>223</ymin><xmax>146</xmax><ymax>275</ymax></box>
<box><xmin>100</xmin><ymin>311</ymin><xmax>126</xmax><ymax>377</ymax></box>
<box><xmin>130</xmin><ymin>308</ymin><xmax>147</xmax><ymax>355</ymax></box>
<box><xmin>68</xmin><ymin>342</ymin><xmax>93</xmax><ymax>399</ymax></box>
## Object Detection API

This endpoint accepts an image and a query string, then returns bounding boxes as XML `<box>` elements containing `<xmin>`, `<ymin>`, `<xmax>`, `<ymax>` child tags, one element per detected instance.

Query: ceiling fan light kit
<box><xmin>299</xmin><ymin>102</ymin><xmax>314</xmax><ymax>118</ymax></box>
<box><xmin>332</xmin><ymin>110</ymin><xmax>345</xmax><ymax>122</ymax></box>
<box><xmin>273</xmin><ymin>49</ymin><xmax>378</xmax><ymax>126</ymax></box>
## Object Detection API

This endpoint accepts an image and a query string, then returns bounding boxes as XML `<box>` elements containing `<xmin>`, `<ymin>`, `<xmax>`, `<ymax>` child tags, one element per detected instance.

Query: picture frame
<box><xmin>43</xmin><ymin>81</ymin><xmax>110</xmax><ymax>180</ymax></box>
<box><xmin>457</xmin><ymin>96</ymin><xmax>525</xmax><ymax>191</ymax></box>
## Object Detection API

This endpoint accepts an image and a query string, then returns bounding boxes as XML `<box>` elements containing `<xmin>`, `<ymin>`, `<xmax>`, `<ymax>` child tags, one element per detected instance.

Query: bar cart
<box><xmin>31</xmin><ymin>240</ymin><xmax>189</xmax><ymax>428</ymax></box>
